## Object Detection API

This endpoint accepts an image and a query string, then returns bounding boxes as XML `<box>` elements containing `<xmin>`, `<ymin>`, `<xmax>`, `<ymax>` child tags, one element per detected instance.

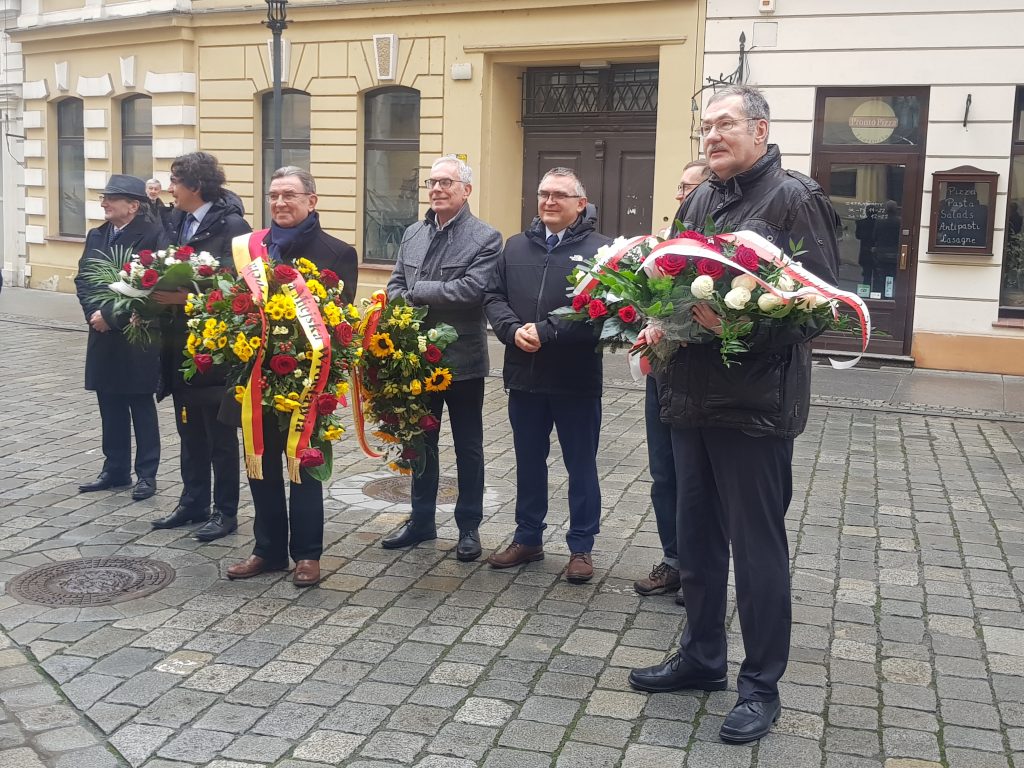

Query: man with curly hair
<box><xmin>150</xmin><ymin>152</ymin><xmax>251</xmax><ymax>543</ymax></box>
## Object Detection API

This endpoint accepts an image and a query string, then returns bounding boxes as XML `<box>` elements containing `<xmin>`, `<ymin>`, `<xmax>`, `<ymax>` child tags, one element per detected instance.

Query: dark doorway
<box><xmin>521</xmin><ymin>66</ymin><xmax>657</xmax><ymax>237</ymax></box>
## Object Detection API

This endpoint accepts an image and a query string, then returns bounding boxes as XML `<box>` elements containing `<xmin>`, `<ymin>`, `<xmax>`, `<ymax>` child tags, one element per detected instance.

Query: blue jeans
<box><xmin>508</xmin><ymin>390</ymin><xmax>602</xmax><ymax>553</ymax></box>
<box><xmin>646</xmin><ymin>375</ymin><xmax>677</xmax><ymax>568</ymax></box>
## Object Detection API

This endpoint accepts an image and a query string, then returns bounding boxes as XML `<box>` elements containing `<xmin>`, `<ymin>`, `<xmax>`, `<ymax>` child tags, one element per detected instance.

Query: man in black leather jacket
<box><xmin>628</xmin><ymin>86</ymin><xmax>841</xmax><ymax>745</ymax></box>
<box><xmin>484</xmin><ymin>168</ymin><xmax>611</xmax><ymax>585</ymax></box>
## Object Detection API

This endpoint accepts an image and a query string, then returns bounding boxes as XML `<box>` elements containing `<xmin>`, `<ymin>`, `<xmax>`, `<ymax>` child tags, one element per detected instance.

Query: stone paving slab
<box><xmin>1</xmin><ymin>318</ymin><xmax>1023</xmax><ymax>767</ymax></box>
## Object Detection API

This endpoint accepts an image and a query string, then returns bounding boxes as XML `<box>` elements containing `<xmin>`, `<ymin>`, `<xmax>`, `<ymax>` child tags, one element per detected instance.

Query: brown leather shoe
<box><xmin>293</xmin><ymin>559</ymin><xmax>321</xmax><ymax>588</ymax></box>
<box><xmin>487</xmin><ymin>542</ymin><xmax>544</xmax><ymax>569</ymax></box>
<box><xmin>565</xmin><ymin>552</ymin><xmax>594</xmax><ymax>583</ymax></box>
<box><xmin>226</xmin><ymin>555</ymin><xmax>288</xmax><ymax>580</ymax></box>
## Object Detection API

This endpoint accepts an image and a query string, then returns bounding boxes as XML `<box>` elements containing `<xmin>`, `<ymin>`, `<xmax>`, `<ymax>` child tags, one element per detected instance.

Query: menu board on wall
<box><xmin>928</xmin><ymin>166</ymin><xmax>997</xmax><ymax>255</ymax></box>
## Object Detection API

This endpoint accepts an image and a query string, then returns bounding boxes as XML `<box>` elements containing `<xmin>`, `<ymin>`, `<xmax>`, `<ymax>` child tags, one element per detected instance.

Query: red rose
<box><xmin>193</xmin><ymin>353</ymin><xmax>213</xmax><ymax>374</ymax></box>
<box><xmin>679</xmin><ymin>230</ymin><xmax>710</xmax><ymax>244</ymax></box>
<box><xmin>381</xmin><ymin>411</ymin><xmax>399</xmax><ymax>426</ymax></box>
<box><xmin>174</xmin><ymin>245</ymin><xmax>194</xmax><ymax>261</ymax></box>
<box><xmin>320</xmin><ymin>269</ymin><xmax>340</xmax><ymax>288</ymax></box>
<box><xmin>618</xmin><ymin>305</ymin><xmax>638</xmax><ymax>323</ymax></box>
<box><xmin>419</xmin><ymin>414</ymin><xmax>441</xmax><ymax>432</ymax></box>
<box><xmin>334</xmin><ymin>322</ymin><xmax>354</xmax><ymax>345</ymax></box>
<box><xmin>273</xmin><ymin>264</ymin><xmax>298</xmax><ymax>283</ymax></box>
<box><xmin>733</xmin><ymin>244</ymin><xmax>759</xmax><ymax>272</ymax></box>
<box><xmin>424</xmin><ymin>344</ymin><xmax>442</xmax><ymax>364</ymax></box>
<box><xmin>245</xmin><ymin>312</ymin><xmax>261</xmax><ymax>327</ymax></box>
<box><xmin>401</xmin><ymin>447</ymin><xmax>418</xmax><ymax>461</ymax></box>
<box><xmin>231</xmin><ymin>294</ymin><xmax>254</xmax><ymax>314</ymax></box>
<box><xmin>697</xmin><ymin>259</ymin><xmax>725</xmax><ymax>280</ymax></box>
<box><xmin>140</xmin><ymin>269</ymin><xmax>159</xmax><ymax>289</ymax></box>
<box><xmin>299</xmin><ymin>448</ymin><xmax>324</xmax><ymax>468</ymax></box>
<box><xmin>205</xmin><ymin>289</ymin><xmax>224</xmax><ymax>312</ymax></box>
<box><xmin>654</xmin><ymin>253</ymin><xmax>688</xmax><ymax>277</ymax></box>
<box><xmin>138</xmin><ymin>251</ymin><xmax>154</xmax><ymax>267</ymax></box>
<box><xmin>316</xmin><ymin>393</ymin><xmax>339</xmax><ymax>415</ymax></box>
<box><xmin>269</xmin><ymin>355</ymin><xmax>298</xmax><ymax>375</ymax></box>
<box><xmin>197</xmin><ymin>265</ymin><xmax>215</xmax><ymax>278</ymax></box>
<box><xmin>587</xmin><ymin>299</ymin><xmax>608</xmax><ymax>319</ymax></box>
<box><xmin>572</xmin><ymin>293</ymin><xmax>591</xmax><ymax>312</ymax></box>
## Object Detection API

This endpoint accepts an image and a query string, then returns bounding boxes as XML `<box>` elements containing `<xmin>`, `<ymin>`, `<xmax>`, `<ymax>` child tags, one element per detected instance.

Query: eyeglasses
<box><xmin>537</xmin><ymin>191</ymin><xmax>582</xmax><ymax>202</ymax></box>
<box><xmin>698</xmin><ymin>117</ymin><xmax>759</xmax><ymax>138</ymax></box>
<box><xmin>266</xmin><ymin>192</ymin><xmax>310</xmax><ymax>204</ymax></box>
<box><xmin>422</xmin><ymin>178</ymin><xmax>462</xmax><ymax>190</ymax></box>
<box><xmin>676</xmin><ymin>183</ymin><xmax>702</xmax><ymax>193</ymax></box>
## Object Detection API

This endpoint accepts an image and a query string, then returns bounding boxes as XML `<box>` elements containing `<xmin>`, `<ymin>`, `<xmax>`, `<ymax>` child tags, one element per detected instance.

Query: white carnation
<box><xmin>427</xmin><ymin>329</ymin><xmax>439</xmax><ymax>342</ymax></box>
<box><xmin>757</xmin><ymin>293</ymin><xmax>784</xmax><ymax>312</ymax></box>
<box><xmin>164</xmin><ymin>257</ymin><xmax>176</xmax><ymax>267</ymax></box>
<box><xmin>731</xmin><ymin>274</ymin><xmax>757</xmax><ymax>292</ymax></box>
<box><xmin>777</xmin><ymin>275</ymin><xmax>796</xmax><ymax>292</ymax></box>
<box><xmin>724</xmin><ymin>287</ymin><xmax>751</xmax><ymax>310</ymax></box>
<box><xmin>690</xmin><ymin>275</ymin><xmax>715</xmax><ymax>300</ymax></box>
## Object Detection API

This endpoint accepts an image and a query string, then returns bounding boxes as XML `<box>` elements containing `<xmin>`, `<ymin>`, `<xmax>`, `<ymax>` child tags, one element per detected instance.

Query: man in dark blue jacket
<box><xmin>484</xmin><ymin>167</ymin><xmax>611</xmax><ymax>584</ymax></box>
<box><xmin>74</xmin><ymin>175</ymin><xmax>163</xmax><ymax>501</ymax></box>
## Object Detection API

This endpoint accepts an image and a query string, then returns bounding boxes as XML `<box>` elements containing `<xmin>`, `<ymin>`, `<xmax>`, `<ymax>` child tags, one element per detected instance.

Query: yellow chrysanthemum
<box><xmin>425</xmin><ymin>367</ymin><xmax>452</xmax><ymax>392</ymax></box>
<box><xmin>409</xmin><ymin>380</ymin><xmax>422</xmax><ymax>396</ymax></box>
<box><xmin>307</xmin><ymin>280</ymin><xmax>327</xmax><ymax>300</ymax></box>
<box><xmin>233</xmin><ymin>342</ymin><xmax>253</xmax><ymax>362</ymax></box>
<box><xmin>323</xmin><ymin>302</ymin><xmax>342</xmax><ymax>327</ymax></box>
<box><xmin>268</xmin><ymin>305</ymin><xmax>285</xmax><ymax>321</ymax></box>
<box><xmin>323</xmin><ymin>426</ymin><xmax>344</xmax><ymax>441</ymax></box>
<box><xmin>369</xmin><ymin>332</ymin><xmax>395</xmax><ymax>358</ymax></box>
<box><xmin>203</xmin><ymin>338</ymin><xmax>217</xmax><ymax>350</ymax></box>
<box><xmin>335</xmin><ymin>381</ymin><xmax>350</xmax><ymax>397</ymax></box>
<box><xmin>184</xmin><ymin>302</ymin><xmax>195</xmax><ymax>316</ymax></box>
<box><xmin>347</xmin><ymin>304</ymin><xmax>360</xmax><ymax>320</ymax></box>
<box><xmin>186</xmin><ymin>333</ymin><xmax>198</xmax><ymax>356</ymax></box>
<box><xmin>234</xmin><ymin>385</ymin><xmax>245</xmax><ymax>403</ymax></box>
<box><xmin>284</xmin><ymin>306</ymin><xmax>297</xmax><ymax>320</ymax></box>
<box><xmin>273</xmin><ymin>394</ymin><xmax>301</xmax><ymax>412</ymax></box>
<box><xmin>249</xmin><ymin>337</ymin><xmax>261</xmax><ymax>349</ymax></box>
<box><xmin>295</xmin><ymin>258</ymin><xmax>319</xmax><ymax>277</ymax></box>
<box><xmin>217</xmin><ymin>336</ymin><xmax>228</xmax><ymax>349</ymax></box>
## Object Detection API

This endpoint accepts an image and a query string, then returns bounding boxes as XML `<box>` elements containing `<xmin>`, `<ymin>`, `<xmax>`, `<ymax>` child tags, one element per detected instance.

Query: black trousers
<box><xmin>96</xmin><ymin>392</ymin><xmax>160</xmax><ymax>481</ymax></box>
<box><xmin>411</xmin><ymin>377</ymin><xmax>485</xmax><ymax>532</ymax></box>
<box><xmin>249</xmin><ymin>419</ymin><xmax>324</xmax><ymax>563</ymax></box>
<box><xmin>172</xmin><ymin>391</ymin><xmax>240</xmax><ymax>515</ymax></box>
<box><xmin>671</xmin><ymin>426</ymin><xmax>794</xmax><ymax>701</ymax></box>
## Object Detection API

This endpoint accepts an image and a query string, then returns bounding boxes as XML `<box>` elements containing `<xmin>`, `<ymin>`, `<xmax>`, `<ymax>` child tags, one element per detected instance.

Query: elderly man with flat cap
<box><xmin>74</xmin><ymin>174</ymin><xmax>165</xmax><ymax>501</ymax></box>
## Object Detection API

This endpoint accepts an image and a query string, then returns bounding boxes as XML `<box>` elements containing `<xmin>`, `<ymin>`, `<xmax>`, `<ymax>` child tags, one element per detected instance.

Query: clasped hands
<box><xmin>514</xmin><ymin>323</ymin><xmax>542</xmax><ymax>353</ymax></box>
<box><xmin>636</xmin><ymin>302</ymin><xmax>723</xmax><ymax>347</ymax></box>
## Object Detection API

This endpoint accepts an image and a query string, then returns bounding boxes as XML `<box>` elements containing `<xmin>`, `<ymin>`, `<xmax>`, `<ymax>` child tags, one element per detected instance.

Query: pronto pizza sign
<box><xmin>849</xmin><ymin>100</ymin><xmax>899</xmax><ymax>144</ymax></box>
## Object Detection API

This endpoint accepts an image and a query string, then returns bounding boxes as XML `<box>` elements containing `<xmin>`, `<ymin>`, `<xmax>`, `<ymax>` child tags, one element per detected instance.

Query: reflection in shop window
<box><xmin>261</xmin><ymin>90</ymin><xmax>311</xmax><ymax>227</ymax></box>
<box><xmin>1001</xmin><ymin>89</ymin><xmax>1024</xmax><ymax>316</ymax></box>
<box><xmin>57</xmin><ymin>98</ymin><xmax>85</xmax><ymax>237</ymax></box>
<box><xmin>122</xmin><ymin>95</ymin><xmax>153</xmax><ymax>181</ymax></box>
<box><xmin>363</xmin><ymin>87</ymin><xmax>420</xmax><ymax>264</ymax></box>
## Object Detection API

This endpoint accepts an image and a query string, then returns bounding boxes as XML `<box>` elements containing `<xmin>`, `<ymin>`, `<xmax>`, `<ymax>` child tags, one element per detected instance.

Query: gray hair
<box><xmin>431</xmin><ymin>155</ymin><xmax>473</xmax><ymax>185</ymax></box>
<box><xmin>271</xmin><ymin>166</ymin><xmax>317</xmax><ymax>194</ymax></box>
<box><xmin>706</xmin><ymin>85</ymin><xmax>771</xmax><ymax>123</ymax></box>
<box><xmin>539</xmin><ymin>167</ymin><xmax>586</xmax><ymax>198</ymax></box>
<box><xmin>682</xmin><ymin>159</ymin><xmax>711</xmax><ymax>180</ymax></box>
<box><xmin>145</xmin><ymin>178</ymin><xmax>161</xmax><ymax>187</ymax></box>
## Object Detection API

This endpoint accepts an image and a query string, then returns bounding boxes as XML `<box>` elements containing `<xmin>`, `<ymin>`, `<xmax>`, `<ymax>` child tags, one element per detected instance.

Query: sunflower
<box><xmin>424</xmin><ymin>367</ymin><xmax>452</xmax><ymax>392</ymax></box>
<box><xmin>369</xmin><ymin>332</ymin><xmax>395</xmax><ymax>358</ymax></box>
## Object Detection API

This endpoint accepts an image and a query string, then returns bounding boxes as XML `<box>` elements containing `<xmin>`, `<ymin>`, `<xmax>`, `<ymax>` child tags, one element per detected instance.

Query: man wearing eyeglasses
<box><xmin>484</xmin><ymin>167</ymin><xmax>611</xmax><ymax>584</ymax></box>
<box><xmin>628</xmin><ymin>85</ymin><xmax>840</xmax><ymax>745</ymax></box>
<box><xmin>382</xmin><ymin>155</ymin><xmax>503</xmax><ymax>562</ymax></box>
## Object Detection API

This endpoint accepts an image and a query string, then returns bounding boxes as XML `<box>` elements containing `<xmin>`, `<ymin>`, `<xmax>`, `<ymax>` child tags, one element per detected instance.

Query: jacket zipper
<box><xmin>528</xmin><ymin>250</ymin><xmax>552</xmax><ymax>388</ymax></box>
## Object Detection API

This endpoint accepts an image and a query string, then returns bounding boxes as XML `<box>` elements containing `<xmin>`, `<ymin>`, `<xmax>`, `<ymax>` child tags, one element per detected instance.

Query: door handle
<box><xmin>899</xmin><ymin>244</ymin><xmax>908</xmax><ymax>271</ymax></box>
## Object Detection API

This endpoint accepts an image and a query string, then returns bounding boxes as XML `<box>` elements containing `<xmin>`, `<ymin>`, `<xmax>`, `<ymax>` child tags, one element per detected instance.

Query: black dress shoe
<box><xmin>78</xmin><ymin>472</ymin><xmax>131</xmax><ymax>493</ymax></box>
<box><xmin>131</xmin><ymin>478</ymin><xmax>157</xmax><ymax>501</ymax></box>
<box><xmin>193</xmin><ymin>512</ymin><xmax>238</xmax><ymax>542</ymax></box>
<box><xmin>456</xmin><ymin>529</ymin><xmax>481</xmax><ymax>562</ymax></box>
<box><xmin>381</xmin><ymin>520</ymin><xmax>437</xmax><ymax>549</ymax></box>
<box><xmin>628</xmin><ymin>652</ymin><xmax>728</xmax><ymax>694</ymax></box>
<box><xmin>720</xmin><ymin>697</ymin><xmax>781</xmax><ymax>744</ymax></box>
<box><xmin>151</xmin><ymin>505</ymin><xmax>210</xmax><ymax>530</ymax></box>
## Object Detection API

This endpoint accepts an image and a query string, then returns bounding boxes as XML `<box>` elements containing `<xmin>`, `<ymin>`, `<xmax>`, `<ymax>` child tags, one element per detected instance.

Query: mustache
<box><xmin>705</xmin><ymin>143</ymin><xmax>725</xmax><ymax>154</ymax></box>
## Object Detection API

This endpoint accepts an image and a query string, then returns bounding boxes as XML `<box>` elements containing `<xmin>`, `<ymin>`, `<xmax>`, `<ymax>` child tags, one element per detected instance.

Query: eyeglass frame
<box><xmin>676</xmin><ymin>182</ymin><xmax>703</xmax><ymax>193</ymax></box>
<box><xmin>536</xmin><ymin>191</ymin><xmax>582</xmax><ymax>202</ymax></box>
<box><xmin>422</xmin><ymin>177</ymin><xmax>465</xmax><ymax>190</ymax></box>
<box><xmin>697</xmin><ymin>116</ymin><xmax>762</xmax><ymax>138</ymax></box>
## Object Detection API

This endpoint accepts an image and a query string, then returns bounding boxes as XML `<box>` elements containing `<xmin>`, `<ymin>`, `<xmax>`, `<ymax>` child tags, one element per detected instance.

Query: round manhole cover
<box><xmin>362</xmin><ymin>475</ymin><xmax>459</xmax><ymax>504</ymax></box>
<box><xmin>7</xmin><ymin>557</ymin><xmax>176</xmax><ymax>607</ymax></box>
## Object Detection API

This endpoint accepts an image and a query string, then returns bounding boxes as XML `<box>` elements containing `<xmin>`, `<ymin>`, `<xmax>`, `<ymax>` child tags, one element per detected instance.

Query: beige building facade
<box><xmin>14</xmin><ymin>0</ymin><xmax>702</xmax><ymax>296</ymax></box>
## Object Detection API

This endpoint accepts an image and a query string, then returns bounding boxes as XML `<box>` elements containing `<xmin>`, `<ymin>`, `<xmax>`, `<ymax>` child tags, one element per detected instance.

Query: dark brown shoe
<box><xmin>487</xmin><ymin>542</ymin><xmax>544</xmax><ymax>569</ymax></box>
<box><xmin>293</xmin><ymin>559</ymin><xmax>321</xmax><ymax>588</ymax></box>
<box><xmin>565</xmin><ymin>552</ymin><xmax>593</xmax><ymax>583</ymax></box>
<box><xmin>226</xmin><ymin>555</ymin><xmax>288</xmax><ymax>580</ymax></box>
<box><xmin>634</xmin><ymin>562</ymin><xmax>681</xmax><ymax>596</ymax></box>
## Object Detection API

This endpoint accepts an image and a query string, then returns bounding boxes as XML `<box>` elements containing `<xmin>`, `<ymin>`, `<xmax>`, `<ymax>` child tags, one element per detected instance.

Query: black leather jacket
<box><xmin>661</xmin><ymin>144</ymin><xmax>840</xmax><ymax>438</ymax></box>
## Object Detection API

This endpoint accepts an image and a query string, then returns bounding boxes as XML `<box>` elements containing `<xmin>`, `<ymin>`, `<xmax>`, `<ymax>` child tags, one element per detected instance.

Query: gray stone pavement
<box><xmin>0</xmin><ymin>287</ymin><xmax>1022</xmax><ymax>768</ymax></box>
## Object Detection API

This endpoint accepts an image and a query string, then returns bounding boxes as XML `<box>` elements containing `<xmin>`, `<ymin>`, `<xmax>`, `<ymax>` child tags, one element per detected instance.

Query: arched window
<box><xmin>122</xmin><ymin>95</ymin><xmax>153</xmax><ymax>180</ymax></box>
<box><xmin>364</xmin><ymin>87</ymin><xmax>420</xmax><ymax>263</ymax></box>
<box><xmin>261</xmin><ymin>89</ymin><xmax>311</xmax><ymax>225</ymax></box>
<box><xmin>57</xmin><ymin>98</ymin><xmax>85</xmax><ymax>237</ymax></box>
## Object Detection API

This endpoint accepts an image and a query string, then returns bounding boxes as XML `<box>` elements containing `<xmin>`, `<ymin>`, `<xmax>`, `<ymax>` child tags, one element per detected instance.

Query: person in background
<box><xmin>145</xmin><ymin>178</ymin><xmax>172</xmax><ymax>227</ymax></box>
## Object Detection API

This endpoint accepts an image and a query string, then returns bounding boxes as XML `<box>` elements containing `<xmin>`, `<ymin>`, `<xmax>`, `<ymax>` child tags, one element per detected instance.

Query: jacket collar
<box><xmin>526</xmin><ymin>203</ymin><xmax>598</xmax><ymax>249</ymax></box>
<box><xmin>425</xmin><ymin>202</ymin><xmax>471</xmax><ymax>233</ymax></box>
<box><xmin>710</xmin><ymin>144</ymin><xmax>782</xmax><ymax>197</ymax></box>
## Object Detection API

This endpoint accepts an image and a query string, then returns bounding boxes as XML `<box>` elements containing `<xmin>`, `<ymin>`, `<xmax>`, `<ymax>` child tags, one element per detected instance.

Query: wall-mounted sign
<box><xmin>849</xmin><ymin>99</ymin><xmax>898</xmax><ymax>145</ymax></box>
<box><xmin>928</xmin><ymin>165</ymin><xmax>998</xmax><ymax>255</ymax></box>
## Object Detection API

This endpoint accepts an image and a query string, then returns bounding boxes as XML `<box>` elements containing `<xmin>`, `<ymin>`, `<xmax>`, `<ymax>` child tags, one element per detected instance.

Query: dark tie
<box><xmin>181</xmin><ymin>213</ymin><xmax>197</xmax><ymax>243</ymax></box>
<box><xmin>545</xmin><ymin>233</ymin><xmax>560</xmax><ymax>252</ymax></box>
<box><xmin>108</xmin><ymin>227</ymin><xmax>120</xmax><ymax>246</ymax></box>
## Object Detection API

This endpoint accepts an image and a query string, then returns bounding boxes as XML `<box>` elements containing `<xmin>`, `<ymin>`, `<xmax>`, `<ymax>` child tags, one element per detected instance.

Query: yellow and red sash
<box><xmin>351</xmin><ymin>290</ymin><xmax>387</xmax><ymax>459</ymax></box>
<box><xmin>232</xmin><ymin>230</ymin><xmax>333</xmax><ymax>482</ymax></box>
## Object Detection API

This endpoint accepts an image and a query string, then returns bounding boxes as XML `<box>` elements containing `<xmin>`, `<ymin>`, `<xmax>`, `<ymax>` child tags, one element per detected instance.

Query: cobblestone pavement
<box><xmin>1</xmin><ymin>316</ymin><xmax>1022</xmax><ymax>768</ymax></box>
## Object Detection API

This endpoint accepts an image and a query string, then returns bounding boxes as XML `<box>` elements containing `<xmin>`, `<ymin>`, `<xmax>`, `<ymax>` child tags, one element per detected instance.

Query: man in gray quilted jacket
<box><xmin>383</xmin><ymin>155</ymin><xmax>503</xmax><ymax>561</ymax></box>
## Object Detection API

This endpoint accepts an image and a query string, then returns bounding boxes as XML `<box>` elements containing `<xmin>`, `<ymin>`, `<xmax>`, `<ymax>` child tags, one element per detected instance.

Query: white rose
<box><xmin>427</xmin><ymin>328</ymin><xmax>439</xmax><ymax>342</ymax></box>
<box><xmin>690</xmin><ymin>274</ymin><xmax>715</xmax><ymax>300</ymax></box>
<box><xmin>723</xmin><ymin>287</ymin><xmax>751</xmax><ymax>310</ymax></box>
<box><xmin>757</xmin><ymin>293</ymin><xmax>784</xmax><ymax>312</ymax></box>
<box><xmin>731</xmin><ymin>274</ymin><xmax>757</xmax><ymax>292</ymax></box>
<box><xmin>164</xmin><ymin>257</ymin><xmax>176</xmax><ymax>267</ymax></box>
<box><xmin>777</xmin><ymin>275</ymin><xmax>796</xmax><ymax>292</ymax></box>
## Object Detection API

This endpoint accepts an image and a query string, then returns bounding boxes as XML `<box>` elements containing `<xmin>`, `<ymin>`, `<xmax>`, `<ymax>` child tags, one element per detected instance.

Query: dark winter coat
<box><xmin>265</xmin><ymin>214</ymin><xmax>359</xmax><ymax>305</ymax></box>
<box><xmin>484</xmin><ymin>207</ymin><xmax>611</xmax><ymax>398</ymax></box>
<box><xmin>74</xmin><ymin>214</ymin><xmax>163</xmax><ymax>394</ymax></box>
<box><xmin>662</xmin><ymin>144</ymin><xmax>841</xmax><ymax>438</ymax></box>
<box><xmin>387</xmin><ymin>205</ymin><xmax>503</xmax><ymax>381</ymax></box>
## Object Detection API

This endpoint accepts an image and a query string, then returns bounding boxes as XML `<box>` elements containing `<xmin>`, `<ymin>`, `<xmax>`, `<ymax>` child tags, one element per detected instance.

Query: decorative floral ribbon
<box><xmin>232</xmin><ymin>232</ymin><xmax>271</xmax><ymax>479</ymax></box>
<box><xmin>350</xmin><ymin>290</ymin><xmax>388</xmax><ymax>460</ymax></box>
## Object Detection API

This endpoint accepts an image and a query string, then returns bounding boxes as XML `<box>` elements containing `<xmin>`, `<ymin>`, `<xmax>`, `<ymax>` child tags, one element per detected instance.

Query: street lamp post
<box><xmin>264</xmin><ymin>0</ymin><xmax>288</xmax><ymax>174</ymax></box>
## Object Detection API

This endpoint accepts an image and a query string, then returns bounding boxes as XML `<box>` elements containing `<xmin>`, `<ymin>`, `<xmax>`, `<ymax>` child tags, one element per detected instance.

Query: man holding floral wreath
<box><xmin>628</xmin><ymin>85</ymin><xmax>840</xmax><ymax>744</ymax></box>
<box><xmin>226</xmin><ymin>166</ymin><xmax>358</xmax><ymax>587</ymax></box>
